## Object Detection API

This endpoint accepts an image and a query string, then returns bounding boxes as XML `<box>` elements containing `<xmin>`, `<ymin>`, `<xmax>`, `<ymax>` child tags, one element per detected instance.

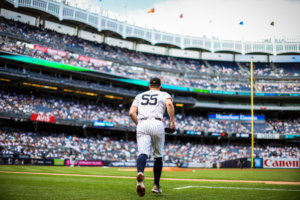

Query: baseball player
<box><xmin>75</xmin><ymin>151</ymin><xmax>80</xmax><ymax>167</ymax></box>
<box><xmin>69</xmin><ymin>149</ymin><xmax>75</xmax><ymax>167</ymax></box>
<box><xmin>129</xmin><ymin>77</ymin><xmax>175</xmax><ymax>197</ymax></box>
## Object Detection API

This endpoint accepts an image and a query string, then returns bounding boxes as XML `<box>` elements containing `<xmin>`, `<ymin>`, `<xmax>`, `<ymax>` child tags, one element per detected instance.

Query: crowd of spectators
<box><xmin>0</xmin><ymin>91</ymin><xmax>250</xmax><ymax>133</ymax></box>
<box><xmin>177</xmin><ymin>58</ymin><xmax>212</xmax><ymax>73</ymax></box>
<box><xmin>258</xmin><ymin>83</ymin><xmax>300</xmax><ymax>92</ymax></box>
<box><xmin>2</xmin><ymin>90</ymin><xmax>300</xmax><ymax>134</ymax></box>
<box><xmin>165</xmin><ymin>114</ymin><xmax>250</xmax><ymax>133</ymax></box>
<box><xmin>2</xmin><ymin>16</ymin><xmax>299</xmax><ymax>78</ymax></box>
<box><xmin>1</xmin><ymin>131</ymin><xmax>299</xmax><ymax>164</ymax></box>
<box><xmin>220</xmin><ymin>83</ymin><xmax>252</xmax><ymax>91</ymax></box>
<box><xmin>213</xmin><ymin>65</ymin><xmax>245</xmax><ymax>76</ymax></box>
<box><xmin>1</xmin><ymin>17</ymin><xmax>300</xmax><ymax>94</ymax></box>
<box><xmin>241</xmin><ymin>62</ymin><xmax>279</xmax><ymax>76</ymax></box>
<box><xmin>0</xmin><ymin>91</ymin><xmax>135</xmax><ymax>127</ymax></box>
<box><xmin>0</xmin><ymin>37</ymin><xmax>219</xmax><ymax>89</ymax></box>
<box><xmin>269</xmin><ymin>118</ymin><xmax>300</xmax><ymax>134</ymax></box>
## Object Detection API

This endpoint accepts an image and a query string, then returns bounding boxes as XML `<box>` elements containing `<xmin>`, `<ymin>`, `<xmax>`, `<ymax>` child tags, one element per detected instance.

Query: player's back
<box><xmin>134</xmin><ymin>90</ymin><xmax>171</xmax><ymax>120</ymax></box>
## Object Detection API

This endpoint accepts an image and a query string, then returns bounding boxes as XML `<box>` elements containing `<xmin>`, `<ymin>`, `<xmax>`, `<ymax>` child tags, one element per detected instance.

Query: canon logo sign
<box><xmin>263</xmin><ymin>158</ymin><xmax>299</xmax><ymax>169</ymax></box>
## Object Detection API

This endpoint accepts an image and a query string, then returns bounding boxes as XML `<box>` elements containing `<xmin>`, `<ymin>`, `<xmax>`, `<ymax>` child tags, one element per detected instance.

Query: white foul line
<box><xmin>174</xmin><ymin>186</ymin><xmax>300</xmax><ymax>192</ymax></box>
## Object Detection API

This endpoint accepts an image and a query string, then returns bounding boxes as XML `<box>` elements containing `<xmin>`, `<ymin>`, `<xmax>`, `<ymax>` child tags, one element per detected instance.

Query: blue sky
<box><xmin>80</xmin><ymin>0</ymin><xmax>300</xmax><ymax>41</ymax></box>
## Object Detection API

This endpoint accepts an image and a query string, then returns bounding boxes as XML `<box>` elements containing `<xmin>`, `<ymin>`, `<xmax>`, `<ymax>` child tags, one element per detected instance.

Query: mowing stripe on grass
<box><xmin>174</xmin><ymin>186</ymin><xmax>300</xmax><ymax>192</ymax></box>
<box><xmin>1</xmin><ymin>171</ymin><xmax>300</xmax><ymax>185</ymax></box>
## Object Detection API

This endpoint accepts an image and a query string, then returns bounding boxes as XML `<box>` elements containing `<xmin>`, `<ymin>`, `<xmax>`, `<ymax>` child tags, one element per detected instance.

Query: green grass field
<box><xmin>0</xmin><ymin>166</ymin><xmax>300</xmax><ymax>200</ymax></box>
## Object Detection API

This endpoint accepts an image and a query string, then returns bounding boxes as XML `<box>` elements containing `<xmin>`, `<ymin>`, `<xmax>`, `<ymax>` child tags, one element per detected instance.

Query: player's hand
<box><xmin>170</xmin><ymin>121</ymin><xmax>175</xmax><ymax>129</ymax></box>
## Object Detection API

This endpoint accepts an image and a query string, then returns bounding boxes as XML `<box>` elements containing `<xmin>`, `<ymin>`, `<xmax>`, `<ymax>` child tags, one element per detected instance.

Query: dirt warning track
<box><xmin>118</xmin><ymin>167</ymin><xmax>300</xmax><ymax>173</ymax></box>
<box><xmin>1</xmin><ymin>171</ymin><xmax>299</xmax><ymax>185</ymax></box>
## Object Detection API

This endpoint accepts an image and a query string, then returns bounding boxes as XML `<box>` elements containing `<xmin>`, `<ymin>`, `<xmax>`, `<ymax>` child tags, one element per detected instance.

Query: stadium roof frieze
<box><xmin>4</xmin><ymin>0</ymin><xmax>300</xmax><ymax>56</ymax></box>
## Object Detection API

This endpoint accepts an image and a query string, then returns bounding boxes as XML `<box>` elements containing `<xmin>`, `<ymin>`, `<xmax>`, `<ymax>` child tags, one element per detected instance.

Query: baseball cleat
<box><xmin>136</xmin><ymin>172</ymin><xmax>145</xmax><ymax>197</ymax></box>
<box><xmin>151</xmin><ymin>184</ymin><xmax>162</xmax><ymax>194</ymax></box>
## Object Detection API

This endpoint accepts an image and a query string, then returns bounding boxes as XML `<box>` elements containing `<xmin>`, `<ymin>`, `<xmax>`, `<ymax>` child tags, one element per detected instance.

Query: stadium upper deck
<box><xmin>1</xmin><ymin>0</ymin><xmax>300</xmax><ymax>56</ymax></box>
<box><xmin>0</xmin><ymin>15</ymin><xmax>298</xmax><ymax>79</ymax></box>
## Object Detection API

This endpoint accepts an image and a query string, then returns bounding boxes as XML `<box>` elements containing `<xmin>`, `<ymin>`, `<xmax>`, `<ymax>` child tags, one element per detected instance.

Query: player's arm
<box><xmin>129</xmin><ymin>105</ymin><xmax>138</xmax><ymax>125</ymax></box>
<box><xmin>165</xmin><ymin>98</ymin><xmax>175</xmax><ymax>129</ymax></box>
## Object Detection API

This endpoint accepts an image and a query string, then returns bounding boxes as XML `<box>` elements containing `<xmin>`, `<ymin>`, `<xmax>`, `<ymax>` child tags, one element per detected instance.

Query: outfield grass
<box><xmin>0</xmin><ymin>166</ymin><xmax>300</xmax><ymax>200</ymax></box>
<box><xmin>0</xmin><ymin>165</ymin><xmax>300</xmax><ymax>182</ymax></box>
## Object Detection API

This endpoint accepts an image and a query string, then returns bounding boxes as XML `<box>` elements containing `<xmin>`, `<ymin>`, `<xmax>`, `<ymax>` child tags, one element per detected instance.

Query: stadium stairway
<box><xmin>171</xmin><ymin>56</ymin><xmax>186</xmax><ymax>71</ymax></box>
<box><xmin>270</xmin><ymin>62</ymin><xmax>282</xmax><ymax>77</ymax></box>
<box><xmin>236</xmin><ymin>62</ymin><xmax>250</xmax><ymax>76</ymax></box>
<box><xmin>265</xmin><ymin>121</ymin><xmax>275</xmax><ymax>132</ymax></box>
<box><xmin>203</xmin><ymin>60</ymin><xmax>219</xmax><ymax>74</ymax></box>
<box><xmin>254</xmin><ymin>82</ymin><xmax>261</xmax><ymax>91</ymax></box>
<box><xmin>139</xmin><ymin>52</ymin><xmax>153</xmax><ymax>64</ymax></box>
<box><xmin>217</xmin><ymin>81</ymin><xmax>222</xmax><ymax>90</ymax></box>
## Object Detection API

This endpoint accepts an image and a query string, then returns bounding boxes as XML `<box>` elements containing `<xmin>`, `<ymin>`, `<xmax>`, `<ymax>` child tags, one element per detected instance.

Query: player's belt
<box><xmin>140</xmin><ymin>118</ymin><xmax>161</xmax><ymax>121</ymax></box>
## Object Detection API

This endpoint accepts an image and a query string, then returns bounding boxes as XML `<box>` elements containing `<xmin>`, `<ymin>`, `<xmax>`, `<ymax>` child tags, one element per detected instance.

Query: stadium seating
<box><xmin>274</xmin><ymin>63</ymin><xmax>300</xmax><ymax>76</ymax></box>
<box><xmin>1</xmin><ymin>131</ymin><xmax>298</xmax><ymax>163</ymax></box>
<box><xmin>1</xmin><ymin>89</ymin><xmax>299</xmax><ymax>134</ymax></box>
<box><xmin>269</xmin><ymin>118</ymin><xmax>300</xmax><ymax>134</ymax></box>
<box><xmin>1</xmin><ymin>16</ymin><xmax>299</xmax><ymax>80</ymax></box>
<box><xmin>208</xmin><ymin>60</ymin><xmax>245</xmax><ymax>76</ymax></box>
<box><xmin>241</xmin><ymin>123</ymin><xmax>274</xmax><ymax>133</ymax></box>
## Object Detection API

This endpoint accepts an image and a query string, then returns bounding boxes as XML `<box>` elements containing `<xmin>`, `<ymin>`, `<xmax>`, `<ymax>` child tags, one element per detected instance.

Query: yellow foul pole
<box><xmin>251</xmin><ymin>58</ymin><xmax>254</xmax><ymax>168</ymax></box>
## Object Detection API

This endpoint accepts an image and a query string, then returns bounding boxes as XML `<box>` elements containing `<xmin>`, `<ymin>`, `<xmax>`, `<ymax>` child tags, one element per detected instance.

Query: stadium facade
<box><xmin>2</xmin><ymin>0</ymin><xmax>300</xmax><ymax>56</ymax></box>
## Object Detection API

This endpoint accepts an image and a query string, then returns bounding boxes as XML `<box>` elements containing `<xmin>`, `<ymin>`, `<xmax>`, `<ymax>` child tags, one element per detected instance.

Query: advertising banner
<box><xmin>285</xmin><ymin>135</ymin><xmax>300</xmax><ymax>139</ymax></box>
<box><xmin>37</xmin><ymin>159</ymin><xmax>45</xmax><ymax>165</ymax></box>
<box><xmin>89</xmin><ymin>58</ymin><xmax>107</xmax><ymax>66</ymax></box>
<box><xmin>47</xmin><ymin>48</ymin><xmax>67</xmax><ymax>57</ymax></box>
<box><xmin>254</xmin><ymin>158</ymin><xmax>262</xmax><ymax>168</ymax></box>
<box><xmin>109</xmin><ymin>162</ymin><xmax>176</xmax><ymax>167</ymax></box>
<box><xmin>257</xmin><ymin>134</ymin><xmax>280</xmax><ymax>139</ymax></box>
<box><xmin>30</xmin><ymin>114</ymin><xmax>55</xmax><ymax>123</ymax></box>
<box><xmin>1</xmin><ymin>154</ymin><xmax>13</xmax><ymax>158</ymax></box>
<box><xmin>65</xmin><ymin>160</ymin><xmax>103</xmax><ymax>166</ymax></box>
<box><xmin>45</xmin><ymin>159</ymin><xmax>54</xmax><ymax>165</ymax></box>
<box><xmin>18</xmin><ymin>155</ymin><xmax>30</xmax><ymax>159</ymax></box>
<box><xmin>54</xmin><ymin>159</ymin><xmax>65</xmax><ymax>166</ymax></box>
<box><xmin>209</xmin><ymin>114</ymin><xmax>265</xmax><ymax>121</ymax></box>
<box><xmin>34</xmin><ymin>45</ymin><xmax>48</xmax><ymax>53</ymax></box>
<box><xmin>181</xmin><ymin>163</ymin><xmax>212</xmax><ymax>168</ymax></box>
<box><xmin>78</xmin><ymin>55</ymin><xmax>91</xmax><ymax>62</ymax></box>
<box><xmin>93</xmin><ymin>121</ymin><xmax>114</xmax><ymax>128</ymax></box>
<box><xmin>209</xmin><ymin>132</ymin><xmax>227</xmax><ymax>137</ymax></box>
<box><xmin>263</xmin><ymin>158</ymin><xmax>299</xmax><ymax>168</ymax></box>
<box><xmin>33</xmin><ymin>45</ymin><xmax>67</xmax><ymax>56</ymax></box>
<box><xmin>184</xmin><ymin>130</ymin><xmax>202</xmax><ymax>135</ymax></box>
<box><xmin>234</xmin><ymin>133</ymin><xmax>250</xmax><ymax>138</ymax></box>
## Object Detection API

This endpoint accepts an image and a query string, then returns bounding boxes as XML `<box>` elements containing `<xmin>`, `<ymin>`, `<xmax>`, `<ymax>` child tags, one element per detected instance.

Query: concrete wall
<box><xmin>44</xmin><ymin>20</ymin><xmax>75</xmax><ymax>35</ymax></box>
<box><xmin>80</xmin><ymin>30</ymin><xmax>102</xmax><ymax>43</ymax></box>
<box><xmin>235</xmin><ymin>55</ymin><xmax>268</xmax><ymax>62</ymax></box>
<box><xmin>137</xmin><ymin>44</ymin><xmax>166</xmax><ymax>55</ymax></box>
<box><xmin>169</xmin><ymin>48</ymin><xmax>200</xmax><ymax>59</ymax></box>
<box><xmin>0</xmin><ymin>8</ymin><xmax>36</xmax><ymax>25</ymax></box>
<box><xmin>270</xmin><ymin>55</ymin><xmax>300</xmax><ymax>63</ymax></box>
<box><xmin>202</xmin><ymin>52</ymin><xmax>233</xmax><ymax>61</ymax></box>
<box><xmin>105</xmin><ymin>37</ymin><xmax>133</xmax><ymax>50</ymax></box>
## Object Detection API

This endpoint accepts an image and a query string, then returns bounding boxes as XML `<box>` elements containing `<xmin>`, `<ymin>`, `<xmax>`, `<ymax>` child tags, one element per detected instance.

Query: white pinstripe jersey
<box><xmin>131</xmin><ymin>90</ymin><xmax>172</xmax><ymax>120</ymax></box>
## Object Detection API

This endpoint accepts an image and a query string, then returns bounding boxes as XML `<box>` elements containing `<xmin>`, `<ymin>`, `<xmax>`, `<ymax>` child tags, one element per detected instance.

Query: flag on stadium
<box><xmin>239</xmin><ymin>21</ymin><xmax>243</xmax><ymax>25</ymax></box>
<box><xmin>270</xmin><ymin>21</ymin><xmax>274</xmax><ymax>26</ymax></box>
<box><xmin>147</xmin><ymin>8</ymin><xmax>154</xmax><ymax>13</ymax></box>
<box><xmin>180</xmin><ymin>14</ymin><xmax>183</xmax><ymax>18</ymax></box>
<box><xmin>124</xmin><ymin>2</ymin><xmax>126</xmax><ymax>8</ymax></box>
